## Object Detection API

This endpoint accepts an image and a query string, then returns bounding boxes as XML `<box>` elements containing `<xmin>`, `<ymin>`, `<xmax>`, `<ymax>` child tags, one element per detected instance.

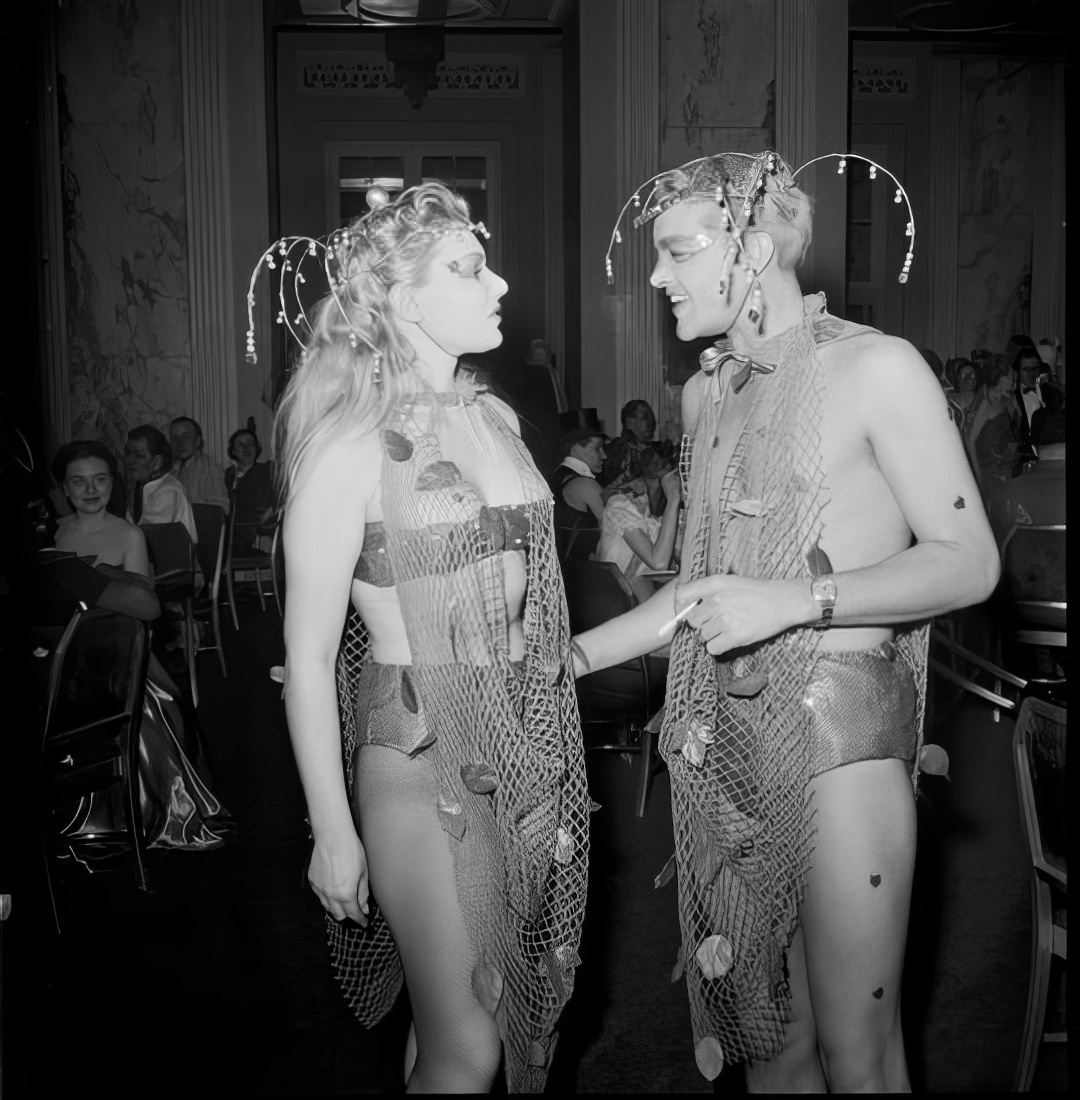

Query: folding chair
<box><xmin>39</xmin><ymin>607</ymin><xmax>152</xmax><ymax>933</ymax></box>
<box><xmin>562</xmin><ymin>559</ymin><xmax>667</xmax><ymax>817</ymax></box>
<box><xmin>1011</xmin><ymin>696</ymin><xmax>1068</xmax><ymax>1090</ymax></box>
<box><xmin>141</xmin><ymin>521</ymin><xmax>200</xmax><ymax>706</ymax></box>
<box><xmin>224</xmin><ymin>509</ymin><xmax>281</xmax><ymax>630</ymax></box>
<box><xmin>190</xmin><ymin>502</ymin><xmax>227</xmax><ymax>678</ymax></box>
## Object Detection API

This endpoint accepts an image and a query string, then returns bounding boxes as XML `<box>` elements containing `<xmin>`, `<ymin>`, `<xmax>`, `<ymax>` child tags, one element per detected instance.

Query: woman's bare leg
<box><xmin>357</xmin><ymin>745</ymin><xmax>502</xmax><ymax>1094</ymax></box>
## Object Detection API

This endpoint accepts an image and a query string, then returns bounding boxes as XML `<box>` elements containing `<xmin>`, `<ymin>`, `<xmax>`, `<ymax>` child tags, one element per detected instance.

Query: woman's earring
<box><xmin>372</xmin><ymin>351</ymin><xmax>383</xmax><ymax>386</ymax></box>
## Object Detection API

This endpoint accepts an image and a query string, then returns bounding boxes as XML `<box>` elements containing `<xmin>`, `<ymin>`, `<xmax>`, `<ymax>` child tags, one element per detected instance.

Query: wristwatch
<box><xmin>810</xmin><ymin>575</ymin><xmax>837</xmax><ymax>630</ymax></box>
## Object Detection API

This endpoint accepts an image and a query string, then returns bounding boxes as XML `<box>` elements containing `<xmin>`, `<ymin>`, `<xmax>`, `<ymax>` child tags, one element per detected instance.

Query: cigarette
<box><xmin>658</xmin><ymin>598</ymin><xmax>702</xmax><ymax>639</ymax></box>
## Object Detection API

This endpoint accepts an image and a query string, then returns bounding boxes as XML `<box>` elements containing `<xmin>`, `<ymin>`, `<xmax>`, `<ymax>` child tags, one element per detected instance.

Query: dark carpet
<box><xmin>5</xmin><ymin>600</ymin><xmax>1068</xmax><ymax>1094</ymax></box>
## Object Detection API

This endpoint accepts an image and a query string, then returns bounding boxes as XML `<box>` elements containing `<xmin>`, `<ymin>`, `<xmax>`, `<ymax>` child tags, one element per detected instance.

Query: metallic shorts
<box><xmin>354</xmin><ymin>663</ymin><xmax>435</xmax><ymax>757</ymax></box>
<box><xmin>803</xmin><ymin>642</ymin><xmax>917</xmax><ymax>776</ymax></box>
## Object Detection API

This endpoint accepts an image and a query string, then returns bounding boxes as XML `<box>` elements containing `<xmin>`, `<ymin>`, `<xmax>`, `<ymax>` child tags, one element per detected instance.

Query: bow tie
<box><xmin>728</xmin><ymin>354</ymin><xmax>777</xmax><ymax>393</ymax></box>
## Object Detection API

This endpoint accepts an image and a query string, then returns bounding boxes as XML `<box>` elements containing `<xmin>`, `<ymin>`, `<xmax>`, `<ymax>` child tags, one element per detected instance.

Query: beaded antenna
<box><xmin>245</xmin><ymin>184</ymin><xmax>491</xmax><ymax>368</ymax></box>
<box><xmin>604</xmin><ymin>149</ymin><xmax>915</xmax><ymax>287</ymax></box>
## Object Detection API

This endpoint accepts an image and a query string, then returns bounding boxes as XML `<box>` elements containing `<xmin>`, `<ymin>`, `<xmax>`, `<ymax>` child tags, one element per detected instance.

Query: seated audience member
<box><xmin>170</xmin><ymin>415</ymin><xmax>229</xmax><ymax>511</ymax></box>
<box><xmin>601</xmin><ymin>399</ymin><xmax>667</xmax><ymax>499</ymax></box>
<box><xmin>51</xmin><ymin>441</ymin><xmax>150</xmax><ymax>578</ymax></box>
<box><xmin>124</xmin><ymin>425</ymin><xmax>197</xmax><ymax>543</ymax></box>
<box><xmin>549</xmin><ymin>408</ymin><xmax>607</xmax><ymax>562</ymax></box>
<box><xmin>972</xmin><ymin>358</ymin><xmax>1023</xmax><ymax>540</ymax></box>
<box><xmin>37</xmin><ymin>442</ymin><xmax>232</xmax><ymax>851</ymax></box>
<box><xmin>1008</xmin><ymin>390</ymin><xmax>1066</xmax><ymax>526</ymax></box>
<box><xmin>225</xmin><ymin>428</ymin><xmax>276</xmax><ymax>553</ymax></box>
<box><xmin>594</xmin><ymin>469</ymin><xmax>683</xmax><ymax>604</ymax></box>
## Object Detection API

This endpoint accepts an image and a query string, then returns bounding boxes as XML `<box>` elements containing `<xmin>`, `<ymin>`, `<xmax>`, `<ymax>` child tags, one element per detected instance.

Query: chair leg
<box><xmin>272</xmin><ymin>558</ymin><xmax>284</xmax><ymax>618</ymax></box>
<box><xmin>211</xmin><ymin>594</ymin><xmax>227</xmax><ymax>677</ymax></box>
<box><xmin>123</xmin><ymin>734</ymin><xmax>152</xmax><ymax>897</ymax></box>
<box><xmin>226</xmin><ymin>562</ymin><xmax>239</xmax><ymax>631</ymax></box>
<box><xmin>255</xmin><ymin>568</ymin><xmax>267</xmax><ymax>612</ymax></box>
<box><xmin>1014</xmin><ymin>876</ymin><xmax>1054</xmax><ymax>1091</ymax></box>
<box><xmin>185</xmin><ymin>599</ymin><xmax>198</xmax><ymax>709</ymax></box>
<box><xmin>42</xmin><ymin>834</ymin><xmax>63</xmax><ymax>936</ymax></box>
<box><xmin>635</xmin><ymin>725</ymin><xmax>655</xmax><ymax>818</ymax></box>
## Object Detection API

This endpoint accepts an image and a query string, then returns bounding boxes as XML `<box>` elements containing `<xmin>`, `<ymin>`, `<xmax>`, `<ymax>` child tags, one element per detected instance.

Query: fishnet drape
<box><xmin>661</xmin><ymin>300</ymin><xmax>929</xmax><ymax>1077</ymax></box>
<box><xmin>327</xmin><ymin>392</ymin><xmax>589</xmax><ymax>1093</ymax></box>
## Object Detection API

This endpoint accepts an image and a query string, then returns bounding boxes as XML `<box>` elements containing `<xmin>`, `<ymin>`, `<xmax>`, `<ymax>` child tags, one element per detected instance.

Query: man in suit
<box><xmin>1012</xmin><ymin>347</ymin><xmax>1062</xmax><ymax>452</ymax></box>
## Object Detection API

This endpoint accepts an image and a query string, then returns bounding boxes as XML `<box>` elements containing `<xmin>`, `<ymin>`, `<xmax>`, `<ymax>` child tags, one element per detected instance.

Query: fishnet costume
<box><xmin>661</xmin><ymin>296</ymin><xmax>929</xmax><ymax>1078</ymax></box>
<box><xmin>330</xmin><ymin>390</ymin><xmax>589</xmax><ymax>1093</ymax></box>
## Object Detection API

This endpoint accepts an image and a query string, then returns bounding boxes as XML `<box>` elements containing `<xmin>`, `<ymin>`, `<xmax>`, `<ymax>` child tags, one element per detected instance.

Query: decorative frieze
<box><xmin>853</xmin><ymin>58</ymin><xmax>916</xmax><ymax>99</ymax></box>
<box><xmin>299</xmin><ymin>52</ymin><xmax>523</xmax><ymax>94</ymax></box>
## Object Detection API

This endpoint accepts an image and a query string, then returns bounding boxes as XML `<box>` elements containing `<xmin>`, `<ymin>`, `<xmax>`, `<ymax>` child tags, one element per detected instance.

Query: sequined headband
<box><xmin>604</xmin><ymin>150</ymin><xmax>915</xmax><ymax>286</ymax></box>
<box><xmin>244</xmin><ymin>184</ymin><xmax>491</xmax><ymax>369</ymax></box>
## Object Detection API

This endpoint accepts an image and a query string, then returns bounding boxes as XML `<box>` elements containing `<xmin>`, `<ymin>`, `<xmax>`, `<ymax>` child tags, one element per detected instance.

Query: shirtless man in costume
<box><xmin>573</xmin><ymin>151</ymin><xmax>1000</xmax><ymax>1091</ymax></box>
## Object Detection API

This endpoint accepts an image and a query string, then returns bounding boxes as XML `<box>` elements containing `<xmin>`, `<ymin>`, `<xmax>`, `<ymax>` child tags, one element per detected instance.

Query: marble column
<box><xmin>180</xmin><ymin>0</ymin><xmax>239</xmax><ymax>461</ymax></box>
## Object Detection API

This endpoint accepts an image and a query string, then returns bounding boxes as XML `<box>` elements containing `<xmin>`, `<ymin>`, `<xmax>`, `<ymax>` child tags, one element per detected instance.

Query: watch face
<box><xmin>812</xmin><ymin>577</ymin><xmax>837</xmax><ymax>603</ymax></box>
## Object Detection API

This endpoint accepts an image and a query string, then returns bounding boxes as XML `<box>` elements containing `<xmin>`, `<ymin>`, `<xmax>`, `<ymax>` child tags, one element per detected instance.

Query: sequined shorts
<box><xmin>354</xmin><ymin>663</ymin><xmax>435</xmax><ymax>757</ymax></box>
<box><xmin>804</xmin><ymin>642</ymin><xmax>917</xmax><ymax>776</ymax></box>
<box><xmin>354</xmin><ymin>661</ymin><xmax>526</xmax><ymax>757</ymax></box>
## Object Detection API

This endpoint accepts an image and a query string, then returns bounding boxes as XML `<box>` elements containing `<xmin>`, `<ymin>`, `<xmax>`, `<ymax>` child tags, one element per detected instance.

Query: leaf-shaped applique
<box><xmin>918</xmin><ymin>743</ymin><xmax>951</xmax><ymax>779</ymax></box>
<box><xmin>670</xmin><ymin>945</ymin><xmax>686</xmax><ymax>983</ymax></box>
<box><xmin>472</xmin><ymin>962</ymin><xmax>505</xmax><ymax>1014</ymax></box>
<box><xmin>653</xmin><ymin>852</ymin><xmax>677</xmax><ymax>890</ymax></box>
<box><xmin>695</xmin><ymin>933</ymin><xmax>734</xmax><ymax>980</ymax></box>
<box><xmin>381</xmin><ymin>429</ymin><xmax>413</xmax><ymax>462</ymax></box>
<box><xmin>588</xmin><ymin>798</ymin><xmax>602</xmax><ymax>813</ymax></box>
<box><xmin>415</xmin><ymin>460</ymin><xmax>462</xmax><ymax>491</ymax></box>
<box><xmin>694</xmin><ymin>1036</ymin><xmax>726</xmax><ymax>1080</ymax></box>
<box><xmin>269</xmin><ymin>665</ymin><xmax>285</xmax><ymax>683</ymax></box>
<box><xmin>730</xmin><ymin>498</ymin><xmax>767</xmax><ymax>516</ymax></box>
<box><xmin>724</xmin><ymin>668</ymin><xmax>769</xmax><ymax>697</ymax></box>
<box><xmin>680</xmin><ymin>717</ymin><xmax>716</xmax><ymax>767</ymax></box>
<box><xmin>399</xmin><ymin>668</ymin><xmax>419</xmax><ymax>714</ymax></box>
<box><xmin>460</xmin><ymin>761</ymin><xmax>499</xmax><ymax>794</ymax></box>
<box><xmin>554</xmin><ymin>826</ymin><xmax>574</xmax><ymax>864</ymax></box>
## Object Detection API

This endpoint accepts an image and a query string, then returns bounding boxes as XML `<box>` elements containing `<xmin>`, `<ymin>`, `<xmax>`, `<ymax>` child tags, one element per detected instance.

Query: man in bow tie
<box><xmin>571</xmin><ymin>150</ymin><xmax>1001</xmax><ymax>1092</ymax></box>
<box><xmin>1012</xmin><ymin>347</ymin><xmax>1055</xmax><ymax>448</ymax></box>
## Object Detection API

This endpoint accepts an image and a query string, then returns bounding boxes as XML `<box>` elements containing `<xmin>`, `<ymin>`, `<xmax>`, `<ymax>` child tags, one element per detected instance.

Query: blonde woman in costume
<box><xmin>268</xmin><ymin>182</ymin><xmax>589</xmax><ymax>1093</ymax></box>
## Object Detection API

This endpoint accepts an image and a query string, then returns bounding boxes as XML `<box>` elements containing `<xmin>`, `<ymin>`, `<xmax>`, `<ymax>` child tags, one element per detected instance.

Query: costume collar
<box><xmin>561</xmin><ymin>455</ymin><xmax>596</xmax><ymax>479</ymax></box>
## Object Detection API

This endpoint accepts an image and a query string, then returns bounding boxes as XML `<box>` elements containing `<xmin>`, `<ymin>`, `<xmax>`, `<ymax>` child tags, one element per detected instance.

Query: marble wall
<box><xmin>57</xmin><ymin>0</ymin><xmax>190</xmax><ymax>460</ymax></box>
<box><xmin>956</xmin><ymin>58</ymin><xmax>1034</xmax><ymax>357</ymax></box>
<box><xmin>657</xmin><ymin>0</ymin><xmax>776</xmax><ymax>406</ymax></box>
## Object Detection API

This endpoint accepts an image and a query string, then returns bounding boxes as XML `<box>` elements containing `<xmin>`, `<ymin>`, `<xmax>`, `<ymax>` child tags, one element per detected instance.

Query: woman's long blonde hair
<box><xmin>272</xmin><ymin>181</ymin><xmax>478</xmax><ymax>506</ymax></box>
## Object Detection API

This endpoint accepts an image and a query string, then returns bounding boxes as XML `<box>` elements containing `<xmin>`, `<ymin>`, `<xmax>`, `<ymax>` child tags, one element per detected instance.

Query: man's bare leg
<box><xmin>745</xmin><ymin>926</ymin><xmax>827</xmax><ymax>1093</ymax></box>
<box><xmin>747</xmin><ymin>758</ymin><xmax>915</xmax><ymax>1092</ymax></box>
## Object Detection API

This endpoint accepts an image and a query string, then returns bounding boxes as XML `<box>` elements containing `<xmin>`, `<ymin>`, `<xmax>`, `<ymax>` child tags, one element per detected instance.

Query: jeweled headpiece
<box><xmin>244</xmin><ymin>184</ymin><xmax>491</xmax><ymax>372</ymax></box>
<box><xmin>605</xmin><ymin>149</ymin><xmax>915</xmax><ymax>286</ymax></box>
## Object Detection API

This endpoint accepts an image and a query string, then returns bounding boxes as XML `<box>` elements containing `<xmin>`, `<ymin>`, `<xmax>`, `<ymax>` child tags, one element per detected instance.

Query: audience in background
<box><xmin>225</xmin><ymin>428</ymin><xmax>276</xmax><ymax>553</ymax></box>
<box><xmin>1007</xmin><ymin>388</ymin><xmax>1066</xmax><ymax>527</ymax></box>
<box><xmin>124</xmin><ymin>425</ymin><xmax>197</xmax><ymax>542</ymax></box>
<box><xmin>170</xmin><ymin>416</ymin><xmax>229</xmax><ymax>511</ymax></box>
<box><xmin>39</xmin><ymin>440</ymin><xmax>232</xmax><ymax>852</ymax></box>
<box><xmin>51</xmin><ymin>440</ymin><xmax>150</xmax><ymax>577</ymax></box>
<box><xmin>594</xmin><ymin>468</ymin><xmax>682</xmax><ymax>604</ymax></box>
<box><xmin>600</xmin><ymin>399</ymin><xmax>667</xmax><ymax>495</ymax></box>
<box><xmin>1011</xmin><ymin>346</ymin><xmax>1062</xmax><ymax>455</ymax></box>
<box><xmin>549</xmin><ymin>408</ymin><xmax>607</xmax><ymax>562</ymax></box>
<box><xmin>971</xmin><ymin>357</ymin><xmax>1023</xmax><ymax>540</ymax></box>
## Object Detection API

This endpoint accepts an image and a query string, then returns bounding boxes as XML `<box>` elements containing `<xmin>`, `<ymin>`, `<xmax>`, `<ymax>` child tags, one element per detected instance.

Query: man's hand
<box><xmin>674</xmin><ymin>574</ymin><xmax>808</xmax><ymax>656</ymax></box>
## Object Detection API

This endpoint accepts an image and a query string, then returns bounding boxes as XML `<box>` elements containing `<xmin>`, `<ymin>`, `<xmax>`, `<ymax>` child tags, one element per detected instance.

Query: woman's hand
<box><xmin>660</xmin><ymin>469</ymin><xmax>682</xmax><ymax>505</ymax></box>
<box><xmin>675</xmin><ymin>574</ymin><xmax>809</xmax><ymax>656</ymax></box>
<box><xmin>307</xmin><ymin>827</ymin><xmax>371</xmax><ymax>927</ymax></box>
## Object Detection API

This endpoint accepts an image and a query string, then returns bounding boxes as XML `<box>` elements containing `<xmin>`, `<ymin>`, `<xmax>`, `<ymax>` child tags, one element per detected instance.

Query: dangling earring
<box><xmin>372</xmin><ymin>351</ymin><xmax>383</xmax><ymax>386</ymax></box>
<box><xmin>747</xmin><ymin>275</ymin><xmax>764</xmax><ymax>335</ymax></box>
